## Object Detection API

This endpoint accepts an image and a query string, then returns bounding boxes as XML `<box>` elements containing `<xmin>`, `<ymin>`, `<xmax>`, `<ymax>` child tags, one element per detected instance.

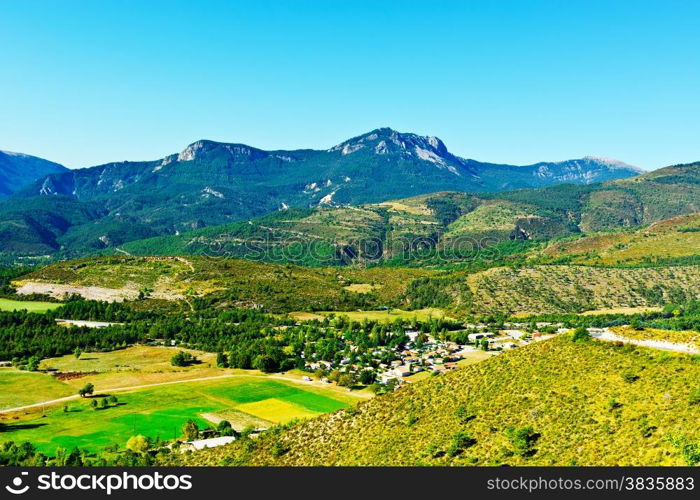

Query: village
<box><xmin>303</xmin><ymin>322</ymin><xmax>567</xmax><ymax>389</ymax></box>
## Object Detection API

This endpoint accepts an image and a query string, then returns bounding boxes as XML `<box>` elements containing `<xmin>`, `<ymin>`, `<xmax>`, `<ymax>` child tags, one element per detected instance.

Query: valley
<box><xmin>0</xmin><ymin>149</ymin><xmax>699</xmax><ymax>468</ymax></box>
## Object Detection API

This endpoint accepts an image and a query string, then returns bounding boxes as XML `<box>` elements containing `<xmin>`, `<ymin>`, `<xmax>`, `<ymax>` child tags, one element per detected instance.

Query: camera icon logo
<box><xmin>5</xmin><ymin>472</ymin><xmax>29</xmax><ymax>495</ymax></box>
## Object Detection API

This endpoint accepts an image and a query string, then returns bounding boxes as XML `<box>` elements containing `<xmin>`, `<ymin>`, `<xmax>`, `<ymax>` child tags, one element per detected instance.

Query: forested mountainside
<box><xmin>119</xmin><ymin>162</ymin><xmax>700</xmax><ymax>266</ymax></box>
<box><xmin>0</xmin><ymin>128</ymin><xmax>641</xmax><ymax>259</ymax></box>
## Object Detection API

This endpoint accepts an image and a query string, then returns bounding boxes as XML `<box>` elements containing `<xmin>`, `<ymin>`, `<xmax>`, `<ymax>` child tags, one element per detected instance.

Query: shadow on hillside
<box><xmin>2</xmin><ymin>422</ymin><xmax>48</xmax><ymax>432</ymax></box>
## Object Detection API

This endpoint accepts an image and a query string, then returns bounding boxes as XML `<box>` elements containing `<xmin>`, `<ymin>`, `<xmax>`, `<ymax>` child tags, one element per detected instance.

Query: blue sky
<box><xmin>1</xmin><ymin>0</ymin><xmax>698</xmax><ymax>170</ymax></box>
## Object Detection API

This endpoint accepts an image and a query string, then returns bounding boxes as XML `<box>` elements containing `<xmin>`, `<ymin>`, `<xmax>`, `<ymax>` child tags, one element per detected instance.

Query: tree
<box><xmin>216</xmin><ymin>352</ymin><xmax>228</xmax><ymax>368</ymax></box>
<box><xmin>171</xmin><ymin>351</ymin><xmax>196</xmax><ymax>367</ymax></box>
<box><xmin>26</xmin><ymin>355</ymin><xmax>40</xmax><ymax>372</ymax></box>
<box><xmin>217</xmin><ymin>420</ymin><xmax>235</xmax><ymax>436</ymax></box>
<box><xmin>74</xmin><ymin>347</ymin><xmax>82</xmax><ymax>359</ymax></box>
<box><xmin>571</xmin><ymin>327</ymin><xmax>590</xmax><ymax>343</ymax></box>
<box><xmin>337</xmin><ymin>373</ymin><xmax>354</xmax><ymax>387</ymax></box>
<box><xmin>359</xmin><ymin>369</ymin><xmax>375</xmax><ymax>385</ymax></box>
<box><xmin>126</xmin><ymin>435</ymin><xmax>150</xmax><ymax>454</ymax></box>
<box><xmin>182</xmin><ymin>419</ymin><xmax>199</xmax><ymax>441</ymax></box>
<box><xmin>78</xmin><ymin>383</ymin><xmax>94</xmax><ymax>398</ymax></box>
<box><xmin>99</xmin><ymin>398</ymin><xmax>109</xmax><ymax>409</ymax></box>
<box><xmin>252</xmin><ymin>354</ymin><xmax>278</xmax><ymax>373</ymax></box>
<box><xmin>107</xmin><ymin>395</ymin><xmax>118</xmax><ymax>405</ymax></box>
<box><xmin>90</xmin><ymin>399</ymin><xmax>98</xmax><ymax>410</ymax></box>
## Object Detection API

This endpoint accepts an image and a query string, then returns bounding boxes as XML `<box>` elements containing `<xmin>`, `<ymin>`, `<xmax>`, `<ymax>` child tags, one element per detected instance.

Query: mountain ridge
<box><xmin>0</xmin><ymin>128</ymin><xmax>646</xmax><ymax>258</ymax></box>
<box><xmin>0</xmin><ymin>150</ymin><xmax>68</xmax><ymax>198</ymax></box>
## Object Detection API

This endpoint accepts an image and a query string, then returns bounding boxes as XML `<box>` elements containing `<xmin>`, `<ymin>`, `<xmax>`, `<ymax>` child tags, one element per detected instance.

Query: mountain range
<box><xmin>0</xmin><ymin>128</ymin><xmax>645</xmax><ymax>257</ymax></box>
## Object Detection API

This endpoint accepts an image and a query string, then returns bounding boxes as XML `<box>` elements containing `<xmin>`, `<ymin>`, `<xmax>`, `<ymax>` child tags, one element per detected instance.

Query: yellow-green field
<box><xmin>290</xmin><ymin>307</ymin><xmax>451</xmax><ymax>323</ymax></box>
<box><xmin>0</xmin><ymin>298</ymin><xmax>61</xmax><ymax>313</ymax></box>
<box><xmin>580</xmin><ymin>306</ymin><xmax>663</xmax><ymax>316</ymax></box>
<box><xmin>0</xmin><ymin>375</ymin><xmax>360</xmax><ymax>454</ymax></box>
<box><xmin>0</xmin><ymin>370</ymin><xmax>75</xmax><ymax>409</ymax></box>
<box><xmin>0</xmin><ymin>345</ymin><xmax>368</xmax><ymax>454</ymax></box>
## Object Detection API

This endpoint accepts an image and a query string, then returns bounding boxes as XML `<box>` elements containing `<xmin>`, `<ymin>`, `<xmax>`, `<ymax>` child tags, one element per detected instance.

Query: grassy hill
<box><xmin>177</xmin><ymin>335</ymin><xmax>700</xmax><ymax>466</ymax></box>
<box><xmin>14</xmin><ymin>255</ymin><xmax>700</xmax><ymax>316</ymax></box>
<box><xmin>541</xmin><ymin>213</ymin><xmax>700</xmax><ymax>266</ymax></box>
<box><xmin>13</xmin><ymin>255</ymin><xmax>438</xmax><ymax>313</ymax></box>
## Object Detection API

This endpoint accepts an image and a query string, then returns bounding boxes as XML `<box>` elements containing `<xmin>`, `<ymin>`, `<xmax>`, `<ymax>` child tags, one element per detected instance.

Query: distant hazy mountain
<box><xmin>0</xmin><ymin>128</ymin><xmax>643</xmax><ymax>256</ymax></box>
<box><xmin>0</xmin><ymin>150</ymin><xmax>67</xmax><ymax>197</ymax></box>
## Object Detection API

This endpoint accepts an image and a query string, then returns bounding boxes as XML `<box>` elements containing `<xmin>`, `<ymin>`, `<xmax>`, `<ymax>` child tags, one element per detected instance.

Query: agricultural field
<box><xmin>0</xmin><ymin>298</ymin><xmax>60</xmax><ymax>313</ymax></box>
<box><xmin>0</xmin><ymin>375</ymin><xmax>356</xmax><ymax>454</ymax></box>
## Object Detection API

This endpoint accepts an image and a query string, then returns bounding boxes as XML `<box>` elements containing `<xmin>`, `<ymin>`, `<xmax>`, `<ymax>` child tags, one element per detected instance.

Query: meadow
<box><xmin>0</xmin><ymin>298</ymin><xmax>60</xmax><ymax>313</ymax></box>
<box><xmin>0</xmin><ymin>345</ymin><xmax>364</xmax><ymax>454</ymax></box>
<box><xmin>0</xmin><ymin>375</ymin><xmax>355</xmax><ymax>454</ymax></box>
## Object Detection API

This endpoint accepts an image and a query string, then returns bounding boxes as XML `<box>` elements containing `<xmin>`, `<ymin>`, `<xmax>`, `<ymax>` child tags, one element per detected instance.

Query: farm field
<box><xmin>289</xmin><ymin>307</ymin><xmax>451</xmax><ymax>323</ymax></box>
<box><xmin>0</xmin><ymin>375</ymin><xmax>358</xmax><ymax>454</ymax></box>
<box><xmin>0</xmin><ymin>298</ymin><xmax>61</xmax><ymax>313</ymax></box>
<box><xmin>1</xmin><ymin>346</ymin><xmax>364</xmax><ymax>410</ymax></box>
<box><xmin>0</xmin><ymin>370</ymin><xmax>76</xmax><ymax>409</ymax></box>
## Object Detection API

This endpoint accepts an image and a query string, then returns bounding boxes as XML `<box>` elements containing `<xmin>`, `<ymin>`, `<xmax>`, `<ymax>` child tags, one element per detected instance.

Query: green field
<box><xmin>0</xmin><ymin>376</ymin><xmax>352</xmax><ymax>454</ymax></box>
<box><xmin>0</xmin><ymin>298</ymin><xmax>60</xmax><ymax>313</ymax></box>
<box><xmin>0</xmin><ymin>370</ymin><xmax>75</xmax><ymax>409</ymax></box>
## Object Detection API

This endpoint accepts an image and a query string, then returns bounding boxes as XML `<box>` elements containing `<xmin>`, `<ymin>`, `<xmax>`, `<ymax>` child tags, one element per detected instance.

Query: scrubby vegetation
<box><xmin>178</xmin><ymin>336</ymin><xmax>700</xmax><ymax>466</ymax></box>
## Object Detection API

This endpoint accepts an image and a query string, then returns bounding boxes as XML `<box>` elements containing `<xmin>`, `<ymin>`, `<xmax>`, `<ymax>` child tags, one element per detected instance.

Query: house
<box><xmin>467</xmin><ymin>332</ymin><xmax>495</xmax><ymax>342</ymax></box>
<box><xmin>179</xmin><ymin>436</ymin><xmax>236</xmax><ymax>452</ymax></box>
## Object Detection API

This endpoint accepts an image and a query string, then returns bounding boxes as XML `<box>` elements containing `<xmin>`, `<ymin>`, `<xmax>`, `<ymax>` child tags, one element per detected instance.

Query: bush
<box><xmin>182</xmin><ymin>419</ymin><xmax>199</xmax><ymax>441</ymax></box>
<box><xmin>455</xmin><ymin>405</ymin><xmax>476</xmax><ymax>424</ymax></box>
<box><xmin>447</xmin><ymin>431</ymin><xmax>476</xmax><ymax>456</ymax></box>
<box><xmin>506</xmin><ymin>426</ymin><xmax>539</xmax><ymax>456</ymax></box>
<box><xmin>571</xmin><ymin>327</ymin><xmax>590</xmax><ymax>343</ymax></box>
<box><xmin>171</xmin><ymin>351</ymin><xmax>197</xmax><ymax>367</ymax></box>
<box><xmin>125</xmin><ymin>435</ymin><xmax>150</xmax><ymax>454</ymax></box>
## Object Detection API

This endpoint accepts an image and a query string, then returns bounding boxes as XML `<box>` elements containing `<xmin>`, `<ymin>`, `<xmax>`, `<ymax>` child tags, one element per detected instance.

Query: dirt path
<box><xmin>0</xmin><ymin>372</ymin><xmax>369</xmax><ymax>414</ymax></box>
<box><xmin>590</xmin><ymin>328</ymin><xmax>700</xmax><ymax>355</ymax></box>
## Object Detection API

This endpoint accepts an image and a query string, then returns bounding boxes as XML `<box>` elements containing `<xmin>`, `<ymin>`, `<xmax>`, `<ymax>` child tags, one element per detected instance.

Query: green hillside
<box><xmin>176</xmin><ymin>335</ymin><xmax>700</xmax><ymax>466</ymax></box>
<box><xmin>115</xmin><ymin>162</ymin><xmax>700</xmax><ymax>267</ymax></box>
<box><xmin>14</xmin><ymin>255</ymin><xmax>700</xmax><ymax>316</ymax></box>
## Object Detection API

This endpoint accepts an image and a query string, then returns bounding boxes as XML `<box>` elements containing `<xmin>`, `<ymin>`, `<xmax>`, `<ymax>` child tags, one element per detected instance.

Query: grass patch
<box><xmin>0</xmin><ymin>298</ymin><xmax>61</xmax><ymax>313</ymax></box>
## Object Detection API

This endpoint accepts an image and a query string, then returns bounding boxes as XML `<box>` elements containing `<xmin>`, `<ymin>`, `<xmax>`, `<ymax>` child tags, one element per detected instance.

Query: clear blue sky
<box><xmin>1</xmin><ymin>0</ymin><xmax>698</xmax><ymax>170</ymax></box>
